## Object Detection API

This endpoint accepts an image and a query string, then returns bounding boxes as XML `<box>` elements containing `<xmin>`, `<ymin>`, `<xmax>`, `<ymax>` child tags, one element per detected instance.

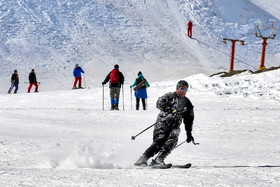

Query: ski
<box><xmin>72</xmin><ymin>87</ymin><xmax>87</xmax><ymax>90</ymax></box>
<box><xmin>185</xmin><ymin>34</ymin><xmax>194</xmax><ymax>39</ymax></box>
<box><xmin>135</xmin><ymin>163</ymin><xmax>172</xmax><ymax>169</ymax></box>
<box><xmin>172</xmin><ymin>163</ymin><xmax>191</xmax><ymax>169</ymax></box>
<box><xmin>151</xmin><ymin>163</ymin><xmax>172</xmax><ymax>169</ymax></box>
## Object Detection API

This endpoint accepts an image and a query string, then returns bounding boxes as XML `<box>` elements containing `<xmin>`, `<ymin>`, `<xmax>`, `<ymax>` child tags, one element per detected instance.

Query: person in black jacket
<box><xmin>134</xmin><ymin>80</ymin><xmax>195</xmax><ymax>166</ymax></box>
<box><xmin>8</xmin><ymin>70</ymin><xmax>19</xmax><ymax>94</ymax></box>
<box><xmin>102</xmin><ymin>64</ymin><xmax>125</xmax><ymax>110</ymax></box>
<box><xmin>27</xmin><ymin>69</ymin><xmax>39</xmax><ymax>93</ymax></box>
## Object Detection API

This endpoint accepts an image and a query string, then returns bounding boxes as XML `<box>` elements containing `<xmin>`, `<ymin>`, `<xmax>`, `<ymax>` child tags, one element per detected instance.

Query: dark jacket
<box><xmin>29</xmin><ymin>72</ymin><xmax>37</xmax><ymax>84</ymax></box>
<box><xmin>11</xmin><ymin>73</ymin><xmax>19</xmax><ymax>84</ymax></box>
<box><xmin>156</xmin><ymin>92</ymin><xmax>194</xmax><ymax>132</ymax></box>
<box><xmin>103</xmin><ymin>69</ymin><xmax>124</xmax><ymax>88</ymax></box>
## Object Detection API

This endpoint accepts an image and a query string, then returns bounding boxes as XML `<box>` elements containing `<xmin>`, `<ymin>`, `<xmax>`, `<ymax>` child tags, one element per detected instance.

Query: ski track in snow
<box><xmin>1</xmin><ymin>71</ymin><xmax>280</xmax><ymax>186</ymax></box>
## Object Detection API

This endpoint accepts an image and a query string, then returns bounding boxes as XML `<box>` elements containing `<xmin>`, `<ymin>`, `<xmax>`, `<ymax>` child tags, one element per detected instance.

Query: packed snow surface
<box><xmin>1</xmin><ymin>69</ymin><xmax>280</xmax><ymax>186</ymax></box>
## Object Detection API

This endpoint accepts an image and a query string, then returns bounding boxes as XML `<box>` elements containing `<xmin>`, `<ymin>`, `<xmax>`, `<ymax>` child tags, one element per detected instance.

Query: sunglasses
<box><xmin>179</xmin><ymin>87</ymin><xmax>188</xmax><ymax>92</ymax></box>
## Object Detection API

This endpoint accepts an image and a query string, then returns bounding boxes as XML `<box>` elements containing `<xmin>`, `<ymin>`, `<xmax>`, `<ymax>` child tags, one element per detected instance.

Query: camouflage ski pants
<box><xmin>143</xmin><ymin>121</ymin><xmax>181</xmax><ymax>159</ymax></box>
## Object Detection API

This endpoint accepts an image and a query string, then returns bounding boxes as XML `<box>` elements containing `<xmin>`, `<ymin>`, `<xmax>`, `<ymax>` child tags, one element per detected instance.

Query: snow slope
<box><xmin>1</xmin><ymin>69</ymin><xmax>280</xmax><ymax>186</ymax></box>
<box><xmin>1</xmin><ymin>0</ymin><xmax>280</xmax><ymax>93</ymax></box>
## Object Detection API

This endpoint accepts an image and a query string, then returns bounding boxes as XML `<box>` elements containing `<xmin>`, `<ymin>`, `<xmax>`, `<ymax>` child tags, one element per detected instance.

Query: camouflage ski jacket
<box><xmin>156</xmin><ymin>92</ymin><xmax>194</xmax><ymax>132</ymax></box>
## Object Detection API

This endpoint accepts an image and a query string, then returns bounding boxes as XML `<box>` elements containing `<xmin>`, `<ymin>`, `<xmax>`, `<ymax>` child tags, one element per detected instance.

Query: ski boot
<box><xmin>134</xmin><ymin>154</ymin><xmax>148</xmax><ymax>166</ymax></box>
<box><xmin>110</xmin><ymin>105</ymin><xmax>115</xmax><ymax>110</ymax></box>
<box><xmin>151</xmin><ymin>152</ymin><xmax>167</xmax><ymax>166</ymax></box>
<box><xmin>151</xmin><ymin>158</ymin><xmax>165</xmax><ymax>166</ymax></box>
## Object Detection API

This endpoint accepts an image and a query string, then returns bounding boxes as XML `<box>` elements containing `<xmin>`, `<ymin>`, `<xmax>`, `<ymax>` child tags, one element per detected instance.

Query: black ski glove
<box><xmin>186</xmin><ymin>131</ymin><xmax>194</xmax><ymax>143</ymax></box>
<box><xmin>102</xmin><ymin>82</ymin><xmax>105</xmax><ymax>85</ymax></box>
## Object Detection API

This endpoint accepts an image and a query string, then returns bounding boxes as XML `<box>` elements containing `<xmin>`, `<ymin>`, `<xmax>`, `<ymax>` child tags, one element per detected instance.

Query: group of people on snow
<box><xmin>99</xmin><ymin>64</ymin><xmax>195</xmax><ymax>166</ymax></box>
<box><xmin>7</xmin><ymin>20</ymin><xmax>195</xmax><ymax>167</ymax></box>
<box><xmin>8</xmin><ymin>69</ymin><xmax>39</xmax><ymax>94</ymax></box>
<box><xmin>102</xmin><ymin>64</ymin><xmax>149</xmax><ymax>111</ymax></box>
<box><xmin>8</xmin><ymin>63</ymin><xmax>195</xmax><ymax>167</ymax></box>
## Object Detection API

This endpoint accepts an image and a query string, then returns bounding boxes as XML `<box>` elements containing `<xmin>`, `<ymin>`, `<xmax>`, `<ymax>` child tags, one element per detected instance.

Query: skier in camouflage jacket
<box><xmin>134</xmin><ymin>80</ymin><xmax>194</xmax><ymax>166</ymax></box>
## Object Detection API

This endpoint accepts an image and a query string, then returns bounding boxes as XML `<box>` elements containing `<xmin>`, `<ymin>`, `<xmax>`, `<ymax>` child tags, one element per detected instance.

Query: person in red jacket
<box><xmin>187</xmin><ymin>20</ymin><xmax>193</xmax><ymax>38</ymax></box>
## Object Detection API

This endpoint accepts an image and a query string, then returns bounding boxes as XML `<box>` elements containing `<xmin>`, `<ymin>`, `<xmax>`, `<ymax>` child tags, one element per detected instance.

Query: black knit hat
<box><xmin>114</xmin><ymin>64</ymin><xmax>119</xmax><ymax>69</ymax></box>
<box><xmin>138</xmin><ymin>71</ymin><xmax>142</xmax><ymax>76</ymax></box>
<box><xmin>176</xmin><ymin>80</ymin><xmax>188</xmax><ymax>89</ymax></box>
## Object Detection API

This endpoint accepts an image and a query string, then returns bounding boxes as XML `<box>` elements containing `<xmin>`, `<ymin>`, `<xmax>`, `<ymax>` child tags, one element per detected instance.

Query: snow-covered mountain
<box><xmin>1</xmin><ymin>0</ymin><xmax>280</xmax><ymax>93</ymax></box>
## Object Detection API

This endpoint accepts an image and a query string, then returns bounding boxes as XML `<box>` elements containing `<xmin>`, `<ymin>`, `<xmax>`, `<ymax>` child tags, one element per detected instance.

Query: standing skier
<box><xmin>8</xmin><ymin>70</ymin><xmax>19</xmax><ymax>94</ymax></box>
<box><xmin>134</xmin><ymin>80</ymin><xmax>195</xmax><ymax>166</ymax></box>
<box><xmin>187</xmin><ymin>20</ymin><xmax>193</xmax><ymax>38</ymax></box>
<box><xmin>102</xmin><ymin>64</ymin><xmax>125</xmax><ymax>110</ymax></box>
<box><xmin>73</xmin><ymin>64</ymin><xmax>84</xmax><ymax>89</ymax></box>
<box><xmin>130</xmin><ymin>71</ymin><xmax>150</xmax><ymax>110</ymax></box>
<box><xmin>27</xmin><ymin>69</ymin><xmax>39</xmax><ymax>93</ymax></box>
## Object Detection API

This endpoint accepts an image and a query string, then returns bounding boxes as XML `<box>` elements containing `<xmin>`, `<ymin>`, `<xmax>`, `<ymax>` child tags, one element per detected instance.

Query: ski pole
<box><xmin>133</xmin><ymin>110</ymin><xmax>177</xmax><ymax>140</ymax></box>
<box><xmin>102</xmin><ymin>84</ymin><xmax>104</xmax><ymax>111</ymax></box>
<box><xmin>146</xmin><ymin>88</ymin><xmax>148</xmax><ymax>110</ymax></box>
<box><xmin>130</xmin><ymin>87</ymin><xmax>132</xmax><ymax>110</ymax></box>
<box><xmin>174</xmin><ymin>141</ymin><xmax>185</xmax><ymax>149</ymax></box>
<box><xmin>122</xmin><ymin>84</ymin><xmax>124</xmax><ymax>110</ymax></box>
<box><xmin>174</xmin><ymin>139</ymin><xmax>200</xmax><ymax>149</ymax></box>
<box><xmin>83</xmin><ymin>73</ymin><xmax>87</xmax><ymax>88</ymax></box>
<box><xmin>131</xmin><ymin>122</ymin><xmax>156</xmax><ymax>140</ymax></box>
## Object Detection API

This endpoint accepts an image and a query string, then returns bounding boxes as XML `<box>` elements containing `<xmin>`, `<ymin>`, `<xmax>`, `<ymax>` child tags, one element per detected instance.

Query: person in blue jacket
<box><xmin>130</xmin><ymin>71</ymin><xmax>150</xmax><ymax>110</ymax></box>
<box><xmin>8</xmin><ymin>70</ymin><xmax>19</xmax><ymax>94</ymax></box>
<box><xmin>73</xmin><ymin>64</ymin><xmax>84</xmax><ymax>89</ymax></box>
